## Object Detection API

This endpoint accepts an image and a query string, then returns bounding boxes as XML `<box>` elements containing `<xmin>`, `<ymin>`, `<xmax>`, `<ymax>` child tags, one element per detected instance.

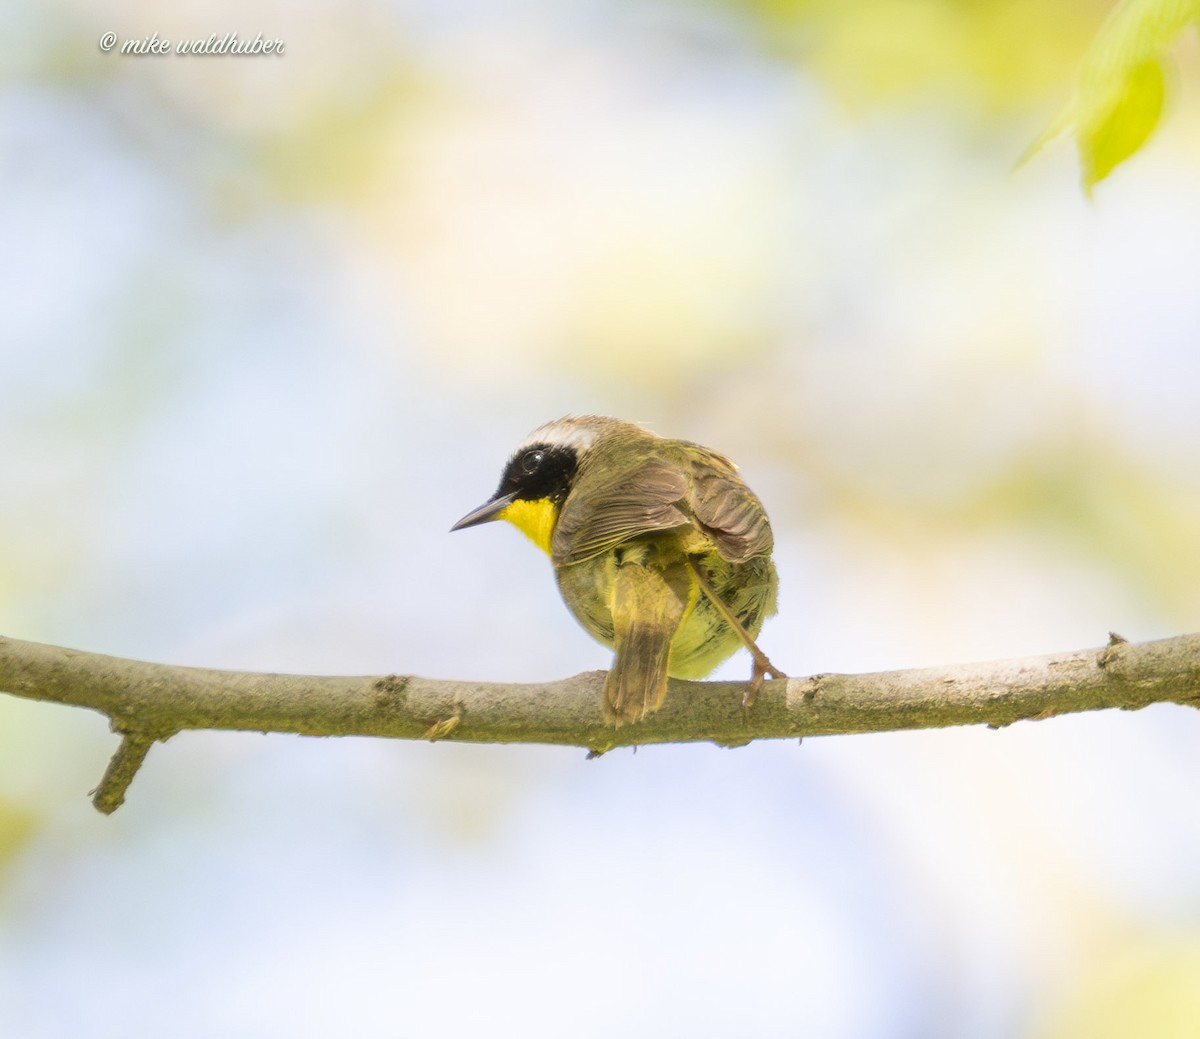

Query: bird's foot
<box><xmin>742</xmin><ymin>651</ymin><xmax>787</xmax><ymax>720</ymax></box>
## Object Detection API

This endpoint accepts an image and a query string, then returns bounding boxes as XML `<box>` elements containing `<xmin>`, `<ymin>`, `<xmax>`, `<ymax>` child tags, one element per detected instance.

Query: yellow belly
<box><xmin>555</xmin><ymin>542</ymin><xmax>776</xmax><ymax>679</ymax></box>
<box><xmin>497</xmin><ymin>498</ymin><xmax>777</xmax><ymax>678</ymax></box>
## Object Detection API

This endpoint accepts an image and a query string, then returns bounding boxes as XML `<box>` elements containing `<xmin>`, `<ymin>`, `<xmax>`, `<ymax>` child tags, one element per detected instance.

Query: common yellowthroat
<box><xmin>452</xmin><ymin>416</ymin><xmax>784</xmax><ymax>724</ymax></box>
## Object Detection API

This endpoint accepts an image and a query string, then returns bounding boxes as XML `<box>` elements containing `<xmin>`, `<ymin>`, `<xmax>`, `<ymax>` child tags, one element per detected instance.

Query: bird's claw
<box><xmin>742</xmin><ymin>652</ymin><xmax>787</xmax><ymax>720</ymax></box>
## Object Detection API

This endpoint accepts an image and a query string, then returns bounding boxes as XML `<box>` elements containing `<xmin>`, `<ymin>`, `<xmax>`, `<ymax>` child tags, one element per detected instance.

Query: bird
<box><xmin>451</xmin><ymin>415</ymin><xmax>784</xmax><ymax>724</ymax></box>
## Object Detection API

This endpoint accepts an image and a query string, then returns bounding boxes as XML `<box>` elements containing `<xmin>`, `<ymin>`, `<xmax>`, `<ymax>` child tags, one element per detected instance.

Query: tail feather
<box><xmin>603</xmin><ymin>624</ymin><xmax>672</xmax><ymax>724</ymax></box>
<box><xmin>603</xmin><ymin>560</ymin><xmax>689</xmax><ymax>725</ymax></box>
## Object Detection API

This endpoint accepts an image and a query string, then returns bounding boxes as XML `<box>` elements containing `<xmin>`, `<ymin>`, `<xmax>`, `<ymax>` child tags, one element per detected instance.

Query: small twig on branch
<box><xmin>91</xmin><ymin>731</ymin><xmax>159</xmax><ymax>815</ymax></box>
<box><xmin>1</xmin><ymin>631</ymin><xmax>1199</xmax><ymax>813</ymax></box>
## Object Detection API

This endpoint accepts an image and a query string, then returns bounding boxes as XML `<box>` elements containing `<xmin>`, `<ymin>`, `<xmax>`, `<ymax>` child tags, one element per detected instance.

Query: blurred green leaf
<box><xmin>714</xmin><ymin>0</ymin><xmax>1104</xmax><ymax>111</ymax></box>
<box><xmin>1025</xmin><ymin>0</ymin><xmax>1199</xmax><ymax>190</ymax></box>
<box><xmin>1080</xmin><ymin>56</ymin><xmax>1165</xmax><ymax>187</ymax></box>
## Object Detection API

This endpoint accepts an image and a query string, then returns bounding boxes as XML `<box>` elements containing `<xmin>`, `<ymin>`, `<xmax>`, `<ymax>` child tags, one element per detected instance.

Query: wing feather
<box><xmin>551</xmin><ymin>441</ymin><xmax>773</xmax><ymax>566</ymax></box>
<box><xmin>689</xmin><ymin>457</ymin><xmax>773</xmax><ymax>564</ymax></box>
<box><xmin>551</xmin><ymin>459</ymin><xmax>688</xmax><ymax>565</ymax></box>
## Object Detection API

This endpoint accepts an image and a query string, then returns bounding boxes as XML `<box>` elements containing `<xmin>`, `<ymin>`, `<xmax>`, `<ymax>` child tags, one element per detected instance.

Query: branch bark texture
<box><xmin>2</xmin><ymin>632</ymin><xmax>1198</xmax><ymax>812</ymax></box>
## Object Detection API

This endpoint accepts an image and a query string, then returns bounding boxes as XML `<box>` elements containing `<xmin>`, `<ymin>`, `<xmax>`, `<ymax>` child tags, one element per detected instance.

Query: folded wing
<box><xmin>551</xmin><ymin>445</ymin><xmax>771</xmax><ymax>566</ymax></box>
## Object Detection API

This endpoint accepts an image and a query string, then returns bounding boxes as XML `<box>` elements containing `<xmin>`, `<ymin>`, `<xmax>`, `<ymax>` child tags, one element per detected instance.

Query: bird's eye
<box><xmin>521</xmin><ymin>450</ymin><xmax>545</xmax><ymax>474</ymax></box>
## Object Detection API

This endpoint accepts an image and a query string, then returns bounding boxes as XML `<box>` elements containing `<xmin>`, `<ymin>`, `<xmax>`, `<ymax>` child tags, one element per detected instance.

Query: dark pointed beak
<box><xmin>450</xmin><ymin>492</ymin><xmax>517</xmax><ymax>532</ymax></box>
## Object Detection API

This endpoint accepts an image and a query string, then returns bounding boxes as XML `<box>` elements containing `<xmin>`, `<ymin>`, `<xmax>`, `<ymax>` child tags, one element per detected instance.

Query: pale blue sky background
<box><xmin>3</xmin><ymin>1</ymin><xmax>1200</xmax><ymax>1036</ymax></box>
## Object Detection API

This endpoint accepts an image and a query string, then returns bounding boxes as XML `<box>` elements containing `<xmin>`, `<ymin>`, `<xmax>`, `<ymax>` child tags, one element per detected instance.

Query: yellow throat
<box><xmin>499</xmin><ymin>498</ymin><xmax>559</xmax><ymax>556</ymax></box>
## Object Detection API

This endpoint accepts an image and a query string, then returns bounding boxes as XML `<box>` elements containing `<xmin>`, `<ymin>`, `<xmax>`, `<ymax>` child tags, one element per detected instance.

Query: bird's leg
<box><xmin>686</xmin><ymin>560</ymin><xmax>786</xmax><ymax>715</ymax></box>
<box><xmin>744</xmin><ymin>649</ymin><xmax>787</xmax><ymax>712</ymax></box>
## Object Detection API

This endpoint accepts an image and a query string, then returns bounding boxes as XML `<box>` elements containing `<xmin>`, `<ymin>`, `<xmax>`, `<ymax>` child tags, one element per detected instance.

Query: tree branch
<box><xmin>2</xmin><ymin>631</ymin><xmax>1199</xmax><ymax>812</ymax></box>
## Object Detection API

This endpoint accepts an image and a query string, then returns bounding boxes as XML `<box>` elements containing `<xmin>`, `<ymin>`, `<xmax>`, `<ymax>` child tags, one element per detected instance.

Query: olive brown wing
<box><xmin>686</xmin><ymin>449</ymin><xmax>774</xmax><ymax>565</ymax></box>
<box><xmin>550</xmin><ymin>458</ymin><xmax>690</xmax><ymax>566</ymax></box>
<box><xmin>550</xmin><ymin>445</ymin><xmax>772</xmax><ymax>567</ymax></box>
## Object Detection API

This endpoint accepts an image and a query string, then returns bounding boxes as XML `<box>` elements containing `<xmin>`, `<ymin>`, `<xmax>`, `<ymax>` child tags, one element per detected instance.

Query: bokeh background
<box><xmin>3</xmin><ymin>1</ymin><xmax>1200</xmax><ymax>1036</ymax></box>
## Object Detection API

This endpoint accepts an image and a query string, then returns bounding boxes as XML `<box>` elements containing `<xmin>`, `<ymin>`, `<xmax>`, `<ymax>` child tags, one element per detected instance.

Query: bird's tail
<box><xmin>604</xmin><ymin>622</ymin><xmax>673</xmax><ymax>724</ymax></box>
<box><xmin>603</xmin><ymin>561</ymin><xmax>688</xmax><ymax>725</ymax></box>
